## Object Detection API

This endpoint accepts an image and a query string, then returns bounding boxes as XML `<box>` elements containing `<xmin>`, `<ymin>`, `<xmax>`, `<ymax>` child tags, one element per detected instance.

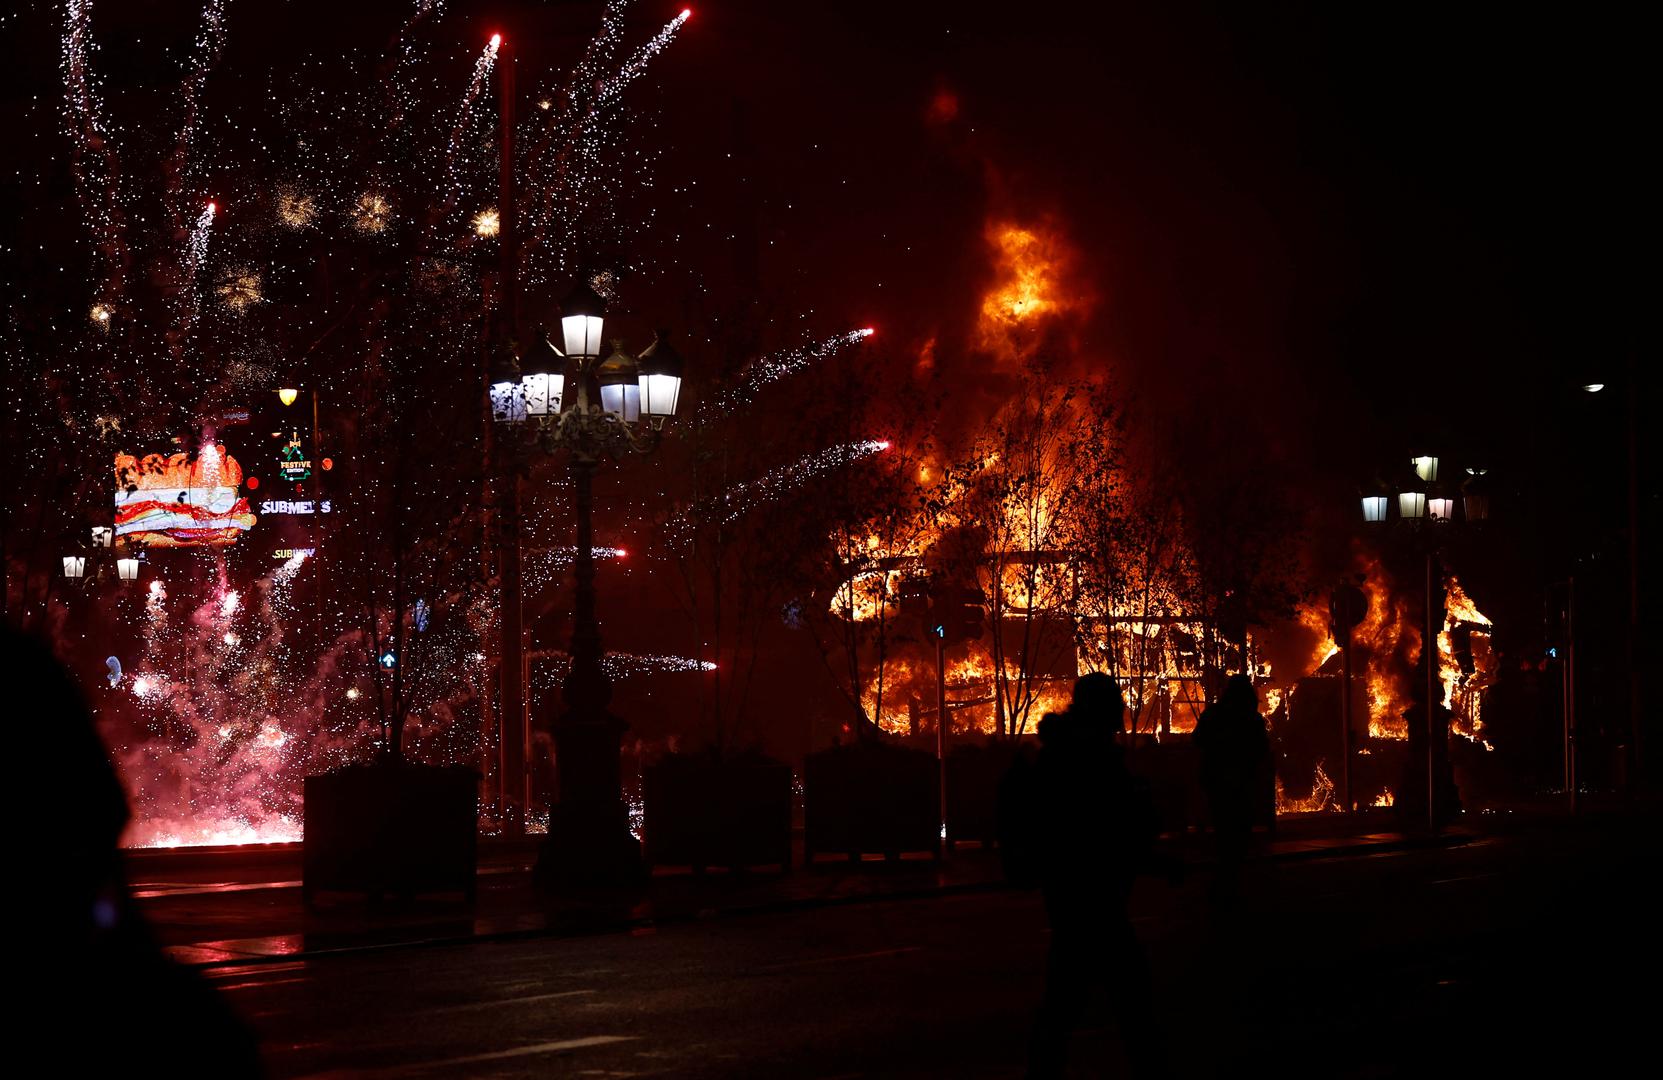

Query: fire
<box><xmin>975</xmin><ymin>220</ymin><xmax>1084</xmax><ymax>356</ymax></box>
<box><xmin>1353</xmin><ymin>556</ymin><xmax>1417</xmax><ymax>739</ymax></box>
<box><xmin>1373</xmin><ymin>788</ymin><xmax>1394</xmax><ymax>808</ymax></box>
<box><xmin>1440</xmin><ymin>574</ymin><xmax>1495</xmax><ymax>744</ymax></box>
<box><xmin>1275</xmin><ymin>762</ymin><xmax>1338</xmax><ymax>814</ymax></box>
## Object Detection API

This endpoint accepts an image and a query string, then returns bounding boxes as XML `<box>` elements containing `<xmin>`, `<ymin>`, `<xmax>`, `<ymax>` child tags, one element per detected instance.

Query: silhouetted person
<box><xmin>1012</xmin><ymin>673</ymin><xmax>1171</xmax><ymax>1078</ymax></box>
<box><xmin>9</xmin><ymin>625</ymin><xmax>262</xmax><ymax>1077</ymax></box>
<box><xmin>1194</xmin><ymin>674</ymin><xmax>1270</xmax><ymax>903</ymax></box>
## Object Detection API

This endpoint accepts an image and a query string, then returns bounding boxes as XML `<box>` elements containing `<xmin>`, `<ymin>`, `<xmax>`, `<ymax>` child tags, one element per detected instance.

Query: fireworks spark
<box><xmin>595</xmin><ymin>8</ymin><xmax>692</xmax><ymax>113</ymax></box>
<box><xmin>60</xmin><ymin>0</ymin><xmax>129</xmax><ymax>301</ymax></box>
<box><xmin>472</xmin><ymin>207</ymin><xmax>500</xmax><ymax>237</ymax></box>
<box><xmin>709</xmin><ymin>328</ymin><xmax>874</xmax><ymax>417</ymax></box>
<box><xmin>352</xmin><ymin>191</ymin><xmax>394</xmax><ymax>234</ymax></box>
<box><xmin>215</xmin><ymin>268</ymin><xmax>263</xmax><ymax>313</ymax></box>
<box><xmin>672</xmin><ymin>439</ymin><xmax>892</xmax><ymax>541</ymax></box>
<box><xmin>442</xmin><ymin>35</ymin><xmax>501</xmax><ymax>205</ymax></box>
<box><xmin>275</xmin><ymin>188</ymin><xmax>318</xmax><ymax>229</ymax></box>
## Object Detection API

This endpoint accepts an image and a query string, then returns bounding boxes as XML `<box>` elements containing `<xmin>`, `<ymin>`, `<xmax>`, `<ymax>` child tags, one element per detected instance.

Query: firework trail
<box><xmin>170</xmin><ymin>0</ymin><xmax>231</xmax><ymax>227</ymax></box>
<box><xmin>60</xmin><ymin>0</ymin><xmax>129</xmax><ymax>302</ymax></box>
<box><xmin>441</xmin><ymin>35</ymin><xmax>501</xmax><ymax>208</ymax></box>
<box><xmin>668</xmin><ymin>439</ymin><xmax>891</xmax><ymax>544</ymax></box>
<box><xmin>595</xmin><ymin>9</ymin><xmax>692</xmax><ymax>113</ymax></box>
<box><xmin>179</xmin><ymin>202</ymin><xmax>217</xmax><ymax>333</ymax></box>
<box><xmin>521</xmin><ymin>4</ymin><xmax>688</xmax><ymax>281</ymax></box>
<box><xmin>706</xmin><ymin>328</ymin><xmax>874</xmax><ymax>418</ymax></box>
<box><xmin>526</xmin><ymin>649</ymin><xmax>716</xmax><ymax>677</ymax></box>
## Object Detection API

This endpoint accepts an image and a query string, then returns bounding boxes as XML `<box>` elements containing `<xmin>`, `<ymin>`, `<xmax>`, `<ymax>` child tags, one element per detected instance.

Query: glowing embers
<box><xmin>472</xmin><ymin>207</ymin><xmax>501</xmax><ymax>237</ymax></box>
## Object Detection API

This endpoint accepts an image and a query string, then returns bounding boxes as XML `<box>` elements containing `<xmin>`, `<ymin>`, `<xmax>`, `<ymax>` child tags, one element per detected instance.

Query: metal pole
<box><xmin>1626</xmin><ymin>360</ymin><xmax>1641</xmax><ymax>789</ymax></box>
<box><xmin>936</xmin><ymin>633</ymin><xmax>947</xmax><ymax>854</ymax></box>
<box><xmin>1341</xmin><ymin>619</ymin><xmax>1354</xmax><ymax>814</ymax></box>
<box><xmin>1426</xmin><ymin>548</ymin><xmax>1438</xmax><ymax>831</ymax></box>
<box><xmin>1568</xmin><ymin>575</ymin><xmax>1577</xmax><ymax>814</ymax></box>
<box><xmin>494</xmin><ymin>35</ymin><xmax>527</xmax><ymax>836</ymax></box>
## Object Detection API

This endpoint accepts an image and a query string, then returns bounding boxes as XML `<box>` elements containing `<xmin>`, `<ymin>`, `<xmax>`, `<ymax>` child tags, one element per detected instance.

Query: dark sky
<box><xmin>3</xmin><ymin>1</ymin><xmax>1649</xmax><ymax>752</ymax></box>
<box><xmin>5</xmin><ymin>0</ymin><xmax>1648</xmax><ymax>593</ymax></box>
<box><xmin>8</xmin><ymin>1</ymin><xmax>1645</xmax><ymax>446</ymax></box>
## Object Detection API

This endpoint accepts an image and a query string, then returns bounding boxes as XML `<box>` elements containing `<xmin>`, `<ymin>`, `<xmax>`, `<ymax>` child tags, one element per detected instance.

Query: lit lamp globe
<box><xmin>63</xmin><ymin>555</ymin><xmax>87</xmax><ymax>579</ymax></box>
<box><xmin>1361</xmin><ymin>478</ymin><xmax>1390</xmax><ymax>524</ymax></box>
<box><xmin>560</xmin><ymin>279</ymin><xmax>607</xmax><ymax>361</ymax></box>
<box><xmin>1398</xmin><ymin>487</ymin><xmax>1427</xmax><ymax>520</ymax></box>
<box><xmin>278</xmin><ymin>387</ymin><xmax>300</xmax><ymax>407</ymax></box>
<box><xmin>519</xmin><ymin>328</ymin><xmax>566</xmax><ymax>419</ymax></box>
<box><xmin>1427</xmin><ymin>483</ymin><xmax>1456</xmax><ymax>522</ymax></box>
<box><xmin>116</xmin><ymin>556</ymin><xmax>140</xmax><ymax>582</ymax></box>
<box><xmin>636</xmin><ymin>330</ymin><xmax>684</xmax><ymax>425</ymax></box>
<box><xmin>1411</xmin><ymin>454</ymin><xmax>1441</xmax><ymax>483</ymax></box>
<box><xmin>488</xmin><ymin>340</ymin><xmax>526</xmax><ymax>424</ymax></box>
<box><xmin>597</xmin><ymin>344</ymin><xmax>641</xmax><ymax>423</ymax></box>
<box><xmin>90</xmin><ymin>526</ymin><xmax>113</xmax><ymax>548</ymax></box>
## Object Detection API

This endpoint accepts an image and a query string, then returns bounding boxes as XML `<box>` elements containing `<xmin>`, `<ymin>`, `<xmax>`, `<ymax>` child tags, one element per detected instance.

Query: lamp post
<box><xmin>491</xmin><ymin>280</ymin><xmax>685</xmax><ymax>886</ymax></box>
<box><xmin>1362</xmin><ymin>453</ymin><xmax>1487</xmax><ymax>831</ymax></box>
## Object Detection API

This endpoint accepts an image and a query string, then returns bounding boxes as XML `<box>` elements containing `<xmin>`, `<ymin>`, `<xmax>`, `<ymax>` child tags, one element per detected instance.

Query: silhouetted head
<box><xmin>1070</xmin><ymin>672</ymin><xmax>1125</xmax><ymax>730</ymax></box>
<box><xmin>1221</xmin><ymin>673</ymin><xmax>1258</xmax><ymax>712</ymax></box>
<box><xmin>6</xmin><ymin>625</ymin><xmax>129</xmax><ymax>940</ymax></box>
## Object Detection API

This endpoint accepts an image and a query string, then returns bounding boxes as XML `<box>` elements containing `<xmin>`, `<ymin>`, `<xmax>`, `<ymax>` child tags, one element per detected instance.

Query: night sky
<box><xmin>3</xmin><ymin>1</ymin><xmax>1650</xmax><ymax>746</ymax></box>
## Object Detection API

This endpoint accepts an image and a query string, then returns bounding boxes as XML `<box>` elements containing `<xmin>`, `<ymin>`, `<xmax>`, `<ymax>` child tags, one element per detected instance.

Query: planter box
<box><xmin>642</xmin><ymin>756</ymin><xmax>792</xmax><ymax>872</ymax></box>
<box><xmin>805</xmin><ymin>741</ymin><xmax>939</xmax><ymax>861</ymax></box>
<box><xmin>945</xmin><ymin>741</ymin><xmax>1025</xmax><ymax>849</ymax></box>
<box><xmin>302</xmin><ymin>761</ymin><xmax>478</xmax><ymax>905</ymax></box>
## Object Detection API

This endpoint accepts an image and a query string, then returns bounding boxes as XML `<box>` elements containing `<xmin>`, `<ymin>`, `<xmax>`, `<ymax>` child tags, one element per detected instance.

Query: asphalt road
<box><xmin>209</xmin><ymin>816</ymin><xmax>1657</xmax><ymax>1078</ymax></box>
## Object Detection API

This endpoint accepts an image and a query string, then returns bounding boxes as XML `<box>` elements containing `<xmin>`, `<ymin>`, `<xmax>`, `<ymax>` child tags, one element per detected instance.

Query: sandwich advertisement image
<box><xmin>114</xmin><ymin>444</ymin><xmax>257</xmax><ymax>548</ymax></box>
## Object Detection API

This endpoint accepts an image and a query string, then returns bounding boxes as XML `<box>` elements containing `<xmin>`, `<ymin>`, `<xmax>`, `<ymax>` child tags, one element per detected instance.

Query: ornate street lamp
<box><xmin>491</xmin><ymin>277</ymin><xmax>686</xmax><ymax>886</ymax></box>
<box><xmin>1358</xmin><ymin>450</ymin><xmax>1494</xmax><ymax>831</ymax></box>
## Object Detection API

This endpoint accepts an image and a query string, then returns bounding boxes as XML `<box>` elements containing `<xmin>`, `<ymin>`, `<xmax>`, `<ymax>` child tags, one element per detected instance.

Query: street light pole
<box><xmin>490</xmin><ymin>281</ymin><xmax>686</xmax><ymax>886</ymax></box>
<box><xmin>493</xmin><ymin>32</ymin><xmax>529</xmax><ymax>837</ymax></box>
<box><xmin>1425</xmin><ymin>548</ymin><xmax>1439</xmax><ymax>831</ymax></box>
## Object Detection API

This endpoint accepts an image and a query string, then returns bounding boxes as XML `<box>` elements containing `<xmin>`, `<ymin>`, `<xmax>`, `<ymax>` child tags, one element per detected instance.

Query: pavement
<box><xmin>207</xmin><ymin>809</ymin><xmax>1658</xmax><ymax>1078</ymax></box>
<box><xmin>127</xmin><ymin>811</ymin><xmax>1479</xmax><ymax>969</ymax></box>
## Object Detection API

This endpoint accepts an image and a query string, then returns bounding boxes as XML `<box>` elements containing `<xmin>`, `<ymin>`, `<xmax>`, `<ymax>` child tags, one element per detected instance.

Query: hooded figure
<box><xmin>1021</xmin><ymin>673</ymin><xmax>1169</xmax><ymax>1078</ymax></box>
<box><xmin>1195</xmin><ymin>673</ymin><xmax>1271</xmax><ymax>850</ymax></box>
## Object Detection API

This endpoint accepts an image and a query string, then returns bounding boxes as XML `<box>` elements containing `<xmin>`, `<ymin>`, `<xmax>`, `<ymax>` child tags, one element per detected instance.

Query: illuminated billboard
<box><xmin>114</xmin><ymin>445</ymin><xmax>257</xmax><ymax>548</ymax></box>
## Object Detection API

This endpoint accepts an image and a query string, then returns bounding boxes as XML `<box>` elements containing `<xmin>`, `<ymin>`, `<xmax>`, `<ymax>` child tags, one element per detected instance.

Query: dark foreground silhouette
<box><xmin>1002</xmin><ymin>673</ymin><xmax>1176</xmax><ymax>1079</ymax></box>
<box><xmin>10</xmin><ymin>624</ymin><xmax>261</xmax><ymax>1077</ymax></box>
<box><xmin>1195</xmin><ymin>673</ymin><xmax>1270</xmax><ymax>904</ymax></box>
